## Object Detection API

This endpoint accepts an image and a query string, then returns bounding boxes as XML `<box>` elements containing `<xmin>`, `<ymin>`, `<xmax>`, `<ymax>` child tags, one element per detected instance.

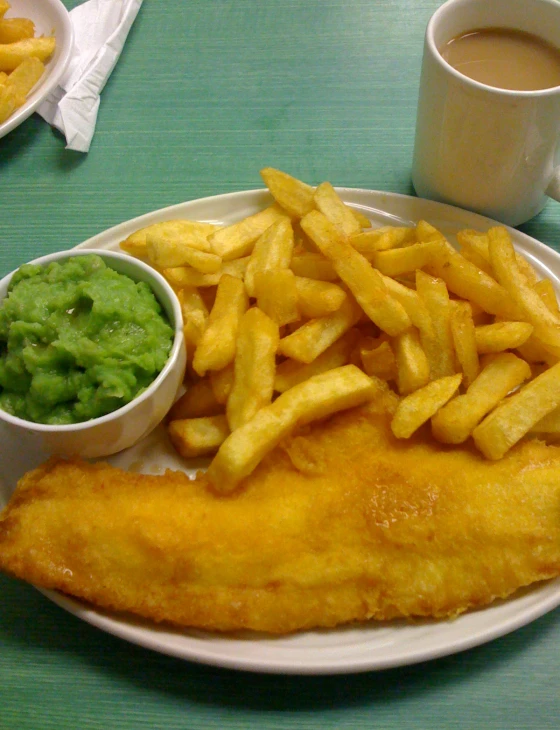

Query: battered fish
<box><xmin>1</xmin><ymin>395</ymin><xmax>560</xmax><ymax>633</ymax></box>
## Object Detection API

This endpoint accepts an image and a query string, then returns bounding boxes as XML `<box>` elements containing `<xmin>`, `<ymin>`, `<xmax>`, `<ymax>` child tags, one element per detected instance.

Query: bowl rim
<box><xmin>0</xmin><ymin>248</ymin><xmax>184</xmax><ymax>432</ymax></box>
<box><xmin>0</xmin><ymin>0</ymin><xmax>75</xmax><ymax>139</ymax></box>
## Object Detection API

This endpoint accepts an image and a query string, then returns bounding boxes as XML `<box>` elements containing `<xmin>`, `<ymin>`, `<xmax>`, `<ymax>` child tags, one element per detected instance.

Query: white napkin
<box><xmin>37</xmin><ymin>0</ymin><xmax>143</xmax><ymax>153</ymax></box>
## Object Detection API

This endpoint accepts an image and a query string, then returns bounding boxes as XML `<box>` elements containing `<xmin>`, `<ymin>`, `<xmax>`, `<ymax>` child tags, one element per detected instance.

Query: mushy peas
<box><xmin>0</xmin><ymin>254</ymin><xmax>174</xmax><ymax>425</ymax></box>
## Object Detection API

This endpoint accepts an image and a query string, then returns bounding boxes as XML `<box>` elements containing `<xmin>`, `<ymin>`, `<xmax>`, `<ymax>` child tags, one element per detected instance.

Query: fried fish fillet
<box><xmin>1</xmin><ymin>395</ymin><xmax>560</xmax><ymax>634</ymax></box>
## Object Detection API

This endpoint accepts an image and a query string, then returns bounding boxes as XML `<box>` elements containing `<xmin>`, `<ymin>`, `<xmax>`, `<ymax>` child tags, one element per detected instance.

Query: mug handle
<box><xmin>546</xmin><ymin>170</ymin><xmax>560</xmax><ymax>202</ymax></box>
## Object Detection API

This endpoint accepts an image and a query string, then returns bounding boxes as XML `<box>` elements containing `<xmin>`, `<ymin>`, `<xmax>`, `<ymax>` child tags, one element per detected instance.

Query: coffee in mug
<box><xmin>441</xmin><ymin>27</ymin><xmax>560</xmax><ymax>91</ymax></box>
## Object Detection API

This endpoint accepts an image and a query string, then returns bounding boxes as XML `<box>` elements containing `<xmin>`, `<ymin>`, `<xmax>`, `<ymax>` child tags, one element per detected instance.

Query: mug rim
<box><xmin>426</xmin><ymin>0</ymin><xmax>560</xmax><ymax>98</ymax></box>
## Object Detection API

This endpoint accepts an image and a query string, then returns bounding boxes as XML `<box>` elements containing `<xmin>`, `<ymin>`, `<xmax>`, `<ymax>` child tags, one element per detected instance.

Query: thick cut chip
<box><xmin>209</xmin><ymin>364</ymin><xmax>234</xmax><ymax>405</ymax></box>
<box><xmin>517</xmin><ymin>335</ymin><xmax>559</xmax><ymax>366</ymax></box>
<box><xmin>314</xmin><ymin>182</ymin><xmax>361</xmax><ymax>238</ymax></box>
<box><xmin>278</xmin><ymin>296</ymin><xmax>362</xmax><ymax>363</ymax></box>
<box><xmin>415</xmin><ymin>220</ymin><xmax>451</xmax><ymax>243</ymax></box>
<box><xmin>168</xmin><ymin>415</ymin><xmax>230</xmax><ymax>458</ymax></box>
<box><xmin>488</xmin><ymin>226</ymin><xmax>560</xmax><ymax>349</ymax></box>
<box><xmin>394</xmin><ymin>328</ymin><xmax>430</xmax><ymax>395</ymax></box>
<box><xmin>145</xmin><ymin>224</ymin><xmax>220</xmax><ymax>271</ymax></box>
<box><xmin>360</xmin><ymin>339</ymin><xmax>397</xmax><ymax>381</ymax></box>
<box><xmin>260</xmin><ymin>167</ymin><xmax>315</xmax><ymax>218</ymax></box>
<box><xmin>119</xmin><ymin>230</ymin><xmax>150</xmax><ymax>258</ymax></box>
<box><xmin>120</xmin><ymin>220</ymin><xmax>217</xmax><ymax>259</ymax></box>
<box><xmin>164</xmin><ymin>257</ymin><xmax>249</xmax><ymax>288</ymax></box>
<box><xmin>350</xmin><ymin>208</ymin><xmax>372</xmax><ymax>229</ymax></box>
<box><xmin>450</xmin><ymin>301</ymin><xmax>479</xmax><ymax>387</ymax></box>
<box><xmin>350</xmin><ymin>226</ymin><xmax>416</xmax><ymax>256</ymax></box>
<box><xmin>178</xmin><ymin>287</ymin><xmax>209</xmax><ymax>350</ymax></box>
<box><xmin>474</xmin><ymin>321</ymin><xmax>533</xmax><ymax>354</ymax></box>
<box><xmin>206</xmin><ymin>365</ymin><xmax>378</xmax><ymax>493</ymax></box>
<box><xmin>391</xmin><ymin>374</ymin><xmax>462</xmax><ymax>439</ymax></box>
<box><xmin>254</xmin><ymin>268</ymin><xmax>299</xmax><ymax>326</ymax></box>
<box><xmin>226</xmin><ymin>308</ymin><xmax>279</xmax><ymax>431</ymax></box>
<box><xmin>535</xmin><ymin>279</ymin><xmax>560</xmax><ymax>315</ymax></box>
<box><xmin>294</xmin><ymin>277</ymin><xmax>347</xmax><ymax>319</ymax></box>
<box><xmin>372</xmin><ymin>240</ymin><xmax>442</xmax><ymax>277</ymax></box>
<box><xmin>290</xmin><ymin>252</ymin><xmax>338</xmax><ymax>281</ymax></box>
<box><xmin>244</xmin><ymin>218</ymin><xmax>294</xmax><ymax>297</ymax></box>
<box><xmin>274</xmin><ymin>329</ymin><xmax>359</xmax><ymax>392</ymax></box>
<box><xmin>457</xmin><ymin>232</ymin><xmax>495</xmax><ymax>276</ymax></box>
<box><xmin>416</xmin><ymin>271</ymin><xmax>455</xmax><ymax>378</ymax></box>
<box><xmin>0</xmin><ymin>36</ymin><xmax>56</xmax><ymax>71</ymax></box>
<box><xmin>0</xmin><ymin>18</ymin><xmax>35</xmax><ymax>44</ymax></box>
<box><xmin>379</xmin><ymin>273</ymin><xmax>433</xmax><ymax>332</ymax></box>
<box><xmin>531</xmin><ymin>406</ymin><xmax>560</xmax><ymax>437</ymax></box>
<box><xmin>472</xmin><ymin>360</ymin><xmax>560</xmax><ymax>459</ymax></box>
<box><xmin>424</xmin><ymin>242</ymin><xmax>520</xmax><ymax>320</ymax></box>
<box><xmin>5</xmin><ymin>55</ymin><xmax>43</xmax><ymax>99</ymax></box>
<box><xmin>208</xmin><ymin>206</ymin><xmax>289</xmax><ymax>260</ymax></box>
<box><xmin>457</xmin><ymin>229</ymin><xmax>540</xmax><ymax>285</ymax></box>
<box><xmin>432</xmin><ymin>353</ymin><xmax>531</xmax><ymax>444</ymax></box>
<box><xmin>156</xmin><ymin>245</ymin><xmax>221</xmax><ymax>274</ymax></box>
<box><xmin>0</xmin><ymin>79</ymin><xmax>17</xmax><ymax>122</ymax></box>
<box><xmin>168</xmin><ymin>379</ymin><xmax>223</xmax><ymax>420</ymax></box>
<box><xmin>192</xmin><ymin>275</ymin><xmax>249</xmax><ymax>376</ymax></box>
<box><xmin>301</xmin><ymin>210</ymin><xmax>410</xmax><ymax>336</ymax></box>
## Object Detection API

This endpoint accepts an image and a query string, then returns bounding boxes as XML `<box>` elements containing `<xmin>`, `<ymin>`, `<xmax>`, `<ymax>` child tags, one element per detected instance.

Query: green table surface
<box><xmin>1</xmin><ymin>1</ymin><xmax>560</xmax><ymax>728</ymax></box>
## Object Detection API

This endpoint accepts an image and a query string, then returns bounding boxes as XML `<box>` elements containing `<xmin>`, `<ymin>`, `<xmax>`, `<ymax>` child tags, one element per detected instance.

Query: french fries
<box><xmin>209</xmin><ymin>206</ymin><xmax>289</xmax><ymax>260</ymax></box>
<box><xmin>350</xmin><ymin>226</ymin><xmax>415</xmax><ymax>256</ymax></box>
<box><xmin>260</xmin><ymin>167</ymin><xmax>315</xmax><ymax>218</ymax></box>
<box><xmin>488</xmin><ymin>227</ymin><xmax>560</xmax><ymax>350</ymax></box>
<box><xmin>192</xmin><ymin>275</ymin><xmax>248</xmax><ymax>376</ymax></box>
<box><xmin>425</xmin><ymin>241</ymin><xmax>521</xmax><ymax>320</ymax></box>
<box><xmin>119</xmin><ymin>167</ymin><xmax>560</xmax><ymax>489</ymax></box>
<box><xmin>0</xmin><ymin>17</ymin><xmax>34</xmax><ymax>44</ymax></box>
<box><xmin>168</xmin><ymin>379</ymin><xmax>223</xmax><ymax>420</ymax></box>
<box><xmin>294</xmin><ymin>277</ymin><xmax>347</xmax><ymax>319</ymax></box>
<box><xmin>207</xmin><ymin>366</ymin><xmax>379</xmax><ymax>493</ymax></box>
<box><xmin>431</xmin><ymin>353</ymin><xmax>531</xmax><ymax>444</ymax></box>
<box><xmin>314</xmin><ymin>181</ymin><xmax>362</xmax><ymax>238</ymax></box>
<box><xmin>360</xmin><ymin>338</ymin><xmax>397</xmax><ymax>381</ymax></box>
<box><xmin>373</xmin><ymin>240</ymin><xmax>443</xmax><ymax>277</ymax></box>
<box><xmin>254</xmin><ymin>268</ymin><xmax>299</xmax><ymax>326</ymax></box>
<box><xmin>473</xmin><ymin>361</ymin><xmax>560</xmax><ymax>459</ymax></box>
<box><xmin>226</xmin><ymin>307</ymin><xmax>279</xmax><ymax>430</ymax></box>
<box><xmin>275</xmin><ymin>329</ymin><xmax>360</xmax><ymax>393</ymax></box>
<box><xmin>244</xmin><ymin>218</ymin><xmax>294</xmax><ymax>296</ymax></box>
<box><xmin>474</xmin><ymin>321</ymin><xmax>533</xmax><ymax>353</ymax></box>
<box><xmin>391</xmin><ymin>374</ymin><xmax>462</xmax><ymax>439</ymax></box>
<box><xmin>0</xmin><ymin>3</ymin><xmax>55</xmax><ymax>123</ymax></box>
<box><xmin>449</xmin><ymin>301</ymin><xmax>479</xmax><ymax>387</ymax></box>
<box><xmin>416</xmin><ymin>270</ymin><xmax>455</xmax><ymax>378</ymax></box>
<box><xmin>301</xmin><ymin>210</ymin><xmax>410</xmax><ymax>336</ymax></box>
<box><xmin>530</xmin><ymin>406</ymin><xmax>560</xmax><ymax>437</ymax></box>
<box><xmin>394</xmin><ymin>329</ymin><xmax>430</xmax><ymax>395</ymax></box>
<box><xmin>277</xmin><ymin>296</ymin><xmax>362</xmax><ymax>363</ymax></box>
<box><xmin>168</xmin><ymin>416</ymin><xmax>230</xmax><ymax>459</ymax></box>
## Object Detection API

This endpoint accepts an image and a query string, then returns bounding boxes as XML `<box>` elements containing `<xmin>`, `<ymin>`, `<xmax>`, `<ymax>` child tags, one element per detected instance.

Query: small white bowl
<box><xmin>0</xmin><ymin>249</ymin><xmax>186</xmax><ymax>458</ymax></box>
<box><xmin>0</xmin><ymin>0</ymin><xmax>74</xmax><ymax>140</ymax></box>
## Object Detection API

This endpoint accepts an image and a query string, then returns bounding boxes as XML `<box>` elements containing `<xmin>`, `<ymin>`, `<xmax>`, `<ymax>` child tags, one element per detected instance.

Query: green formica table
<box><xmin>1</xmin><ymin>1</ymin><xmax>560</xmax><ymax>728</ymax></box>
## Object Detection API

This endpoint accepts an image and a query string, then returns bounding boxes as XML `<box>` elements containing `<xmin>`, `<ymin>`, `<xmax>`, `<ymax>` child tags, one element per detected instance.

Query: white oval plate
<box><xmin>1</xmin><ymin>188</ymin><xmax>560</xmax><ymax>675</ymax></box>
<box><xmin>0</xmin><ymin>0</ymin><xmax>73</xmax><ymax>140</ymax></box>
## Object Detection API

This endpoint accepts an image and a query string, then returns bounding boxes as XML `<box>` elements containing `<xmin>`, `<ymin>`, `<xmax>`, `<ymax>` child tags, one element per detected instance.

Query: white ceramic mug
<box><xmin>411</xmin><ymin>0</ymin><xmax>560</xmax><ymax>227</ymax></box>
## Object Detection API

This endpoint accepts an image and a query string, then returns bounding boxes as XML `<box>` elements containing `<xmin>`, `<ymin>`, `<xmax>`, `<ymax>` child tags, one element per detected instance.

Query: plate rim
<box><xmin>4</xmin><ymin>186</ymin><xmax>560</xmax><ymax>674</ymax></box>
<box><xmin>38</xmin><ymin>578</ymin><xmax>560</xmax><ymax>675</ymax></box>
